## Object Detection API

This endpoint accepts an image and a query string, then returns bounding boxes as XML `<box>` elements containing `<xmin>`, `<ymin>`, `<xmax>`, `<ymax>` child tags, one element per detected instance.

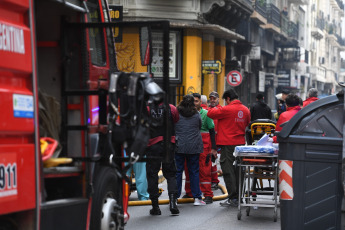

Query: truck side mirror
<box><xmin>139</xmin><ymin>26</ymin><xmax>152</xmax><ymax>66</ymax></box>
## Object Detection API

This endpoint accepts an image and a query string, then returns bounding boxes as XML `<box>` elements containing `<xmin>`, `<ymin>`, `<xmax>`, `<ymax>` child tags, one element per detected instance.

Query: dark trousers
<box><xmin>175</xmin><ymin>153</ymin><xmax>202</xmax><ymax>199</ymax></box>
<box><xmin>146</xmin><ymin>142</ymin><xmax>178</xmax><ymax>200</ymax></box>
<box><xmin>220</xmin><ymin>145</ymin><xmax>240</xmax><ymax>199</ymax></box>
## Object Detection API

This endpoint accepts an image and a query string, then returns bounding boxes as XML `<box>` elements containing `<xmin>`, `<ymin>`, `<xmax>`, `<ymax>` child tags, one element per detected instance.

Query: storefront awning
<box><xmin>170</xmin><ymin>21</ymin><xmax>245</xmax><ymax>41</ymax></box>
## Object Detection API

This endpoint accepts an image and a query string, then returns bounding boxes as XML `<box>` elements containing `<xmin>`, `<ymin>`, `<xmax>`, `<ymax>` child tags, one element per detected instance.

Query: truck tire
<box><xmin>90</xmin><ymin>166</ymin><xmax>122</xmax><ymax>230</ymax></box>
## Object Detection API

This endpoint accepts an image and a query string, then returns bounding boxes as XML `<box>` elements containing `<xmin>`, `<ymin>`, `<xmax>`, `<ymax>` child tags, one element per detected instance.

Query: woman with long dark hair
<box><xmin>175</xmin><ymin>94</ymin><xmax>205</xmax><ymax>205</ymax></box>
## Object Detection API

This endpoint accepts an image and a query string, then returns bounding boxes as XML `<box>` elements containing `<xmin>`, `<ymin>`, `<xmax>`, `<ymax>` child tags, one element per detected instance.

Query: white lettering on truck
<box><xmin>0</xmin><ymin>23</ymin><xmax>25</xmax><ymax>54</ymax></box>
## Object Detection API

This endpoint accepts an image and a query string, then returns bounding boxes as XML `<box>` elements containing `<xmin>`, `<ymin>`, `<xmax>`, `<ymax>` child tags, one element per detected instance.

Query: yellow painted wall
<box><xmin>115</xmin><ymin>27</ymin><xmax>147</xmax><ymax>72</ymax></box>
<box><xmin>215</xmin><ymin>40</ymin><xmax>226</xmax><ymax>106</ymax></box>
<box><xmin>202</xmin><ymin>39</ymin><xmax>215</xmax><ymax>97</ymax></box>
<box><xmin>182</xmin><ymin>29</ymin><xmax>202</xmax><ymax>96</ymax></box>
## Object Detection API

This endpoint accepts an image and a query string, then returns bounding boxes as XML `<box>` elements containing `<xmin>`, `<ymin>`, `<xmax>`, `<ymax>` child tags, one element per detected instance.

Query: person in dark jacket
<box><xmin>146</xmin><ymin>102</ymin><xmax>180</xmax><ymax>215</ymax></box>
<box><xmin>175</xmin><ymin>94</ymin><xmax>206</xmax><ymax>206</ymax></box>
<box><xmin>183</xmin><ymin>93</ymin><xmax>217</xmax><ymax>204</ymax></box>
<box><xmin>250</xmin><ymin>94</ymin><xmax>272</xmax><ymax>121</ymax></box>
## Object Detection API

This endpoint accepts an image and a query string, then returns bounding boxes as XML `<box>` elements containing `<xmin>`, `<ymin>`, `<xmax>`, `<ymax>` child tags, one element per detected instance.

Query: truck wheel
<box><xmin>90</xmin><ymin>166</ymin><xmax>122</xmax><ymax>230</ymax></box>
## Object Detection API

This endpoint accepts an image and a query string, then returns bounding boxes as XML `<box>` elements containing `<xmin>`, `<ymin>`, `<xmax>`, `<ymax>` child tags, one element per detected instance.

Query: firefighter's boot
<box><xmin>149</xmin><ymin>198</ymin><xmax>161</xmax><ymax>215</ymax></box>
<box><xmin>169</xmin><ymin>193</ymin><xmax>179</xmax><ymax>215</ymax></box>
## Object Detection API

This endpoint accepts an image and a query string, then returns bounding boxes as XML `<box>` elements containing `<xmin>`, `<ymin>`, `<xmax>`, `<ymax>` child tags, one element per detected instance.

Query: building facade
<box><xmin>108</xmin><ymin>0</ymin><xmax>345</xmax><ymax>108</ymax></box>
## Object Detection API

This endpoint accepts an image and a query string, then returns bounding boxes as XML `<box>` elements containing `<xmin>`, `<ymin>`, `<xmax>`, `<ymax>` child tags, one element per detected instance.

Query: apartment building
<box><xmin>309</xmin><ymin>0</ymin><xmax>345</xmax><ymax>96</ymax></box>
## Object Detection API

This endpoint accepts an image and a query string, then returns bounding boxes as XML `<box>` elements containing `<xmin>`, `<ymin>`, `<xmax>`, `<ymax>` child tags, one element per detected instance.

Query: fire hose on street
<box><xmin>128</xmin><ymin>184</ymin><xmax>228</xmax><ymax>206</ymax></box>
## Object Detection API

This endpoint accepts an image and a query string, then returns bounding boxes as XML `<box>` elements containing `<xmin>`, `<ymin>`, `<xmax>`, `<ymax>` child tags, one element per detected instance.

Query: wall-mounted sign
<box><xmin>277</xmin><ymin>69</ymin><xmax>290</xmax><ymax>87</ymax></box>
<box><xmin>109</xmin><ymin>5</ymin><xmax>123</xmax><ymax>42</ymax></box>
<box><xmin>290</xmin><ymin>69</ymin><xmax>297</xmax><ymax>88</ymax></box>
<box><xmin>202</xmin><ymin>60</ymin><xmax>222</xmax><ymax>74</ymax></box>
<box><xmin>258</xmin><ymin>71</ymin><xmax>265</xmax><ymax>92</ymax></box>
<box><xmin>265</xmin><ymin>73</ymin><xmax>278</xmax><ymax>88</ymax></box>
<box><xmin>226</xmin><ymin>70</ymin><xmax>243</xmax><ymax>87</ymax></box>
<box><xmin>249</xmin><ymin>46</ymin><xmax>261</xmax><ymax>60</ymax></box>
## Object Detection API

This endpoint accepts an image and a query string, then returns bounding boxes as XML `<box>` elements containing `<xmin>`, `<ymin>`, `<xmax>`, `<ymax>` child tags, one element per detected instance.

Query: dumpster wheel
<box><xmin>246</xmin><ymin>207</ymin><xmax>250</xmax><ymax>216</ymax></box>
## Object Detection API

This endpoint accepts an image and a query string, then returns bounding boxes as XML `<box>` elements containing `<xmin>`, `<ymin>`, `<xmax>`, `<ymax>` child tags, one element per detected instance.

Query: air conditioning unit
<box><xmin>268</xmin><ymin>60</ymin><xmax>276</xmax><ymax>67</ymax></box>
<box><xmin>241</xmin><ymin>55</ymin><xmax>251</xmax><ymax>73</ymax></box>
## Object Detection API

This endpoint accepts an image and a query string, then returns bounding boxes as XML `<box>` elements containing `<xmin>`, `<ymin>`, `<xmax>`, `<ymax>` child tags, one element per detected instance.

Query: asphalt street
<box><xmin>126</xmin><ymin>175</ymin><xmax>282</xmax><ymax>230</ymax></box>
<box><xmin>126</xmin><ymin>165</ymin><xmax>345</xmax><ymax>230</ymax></box>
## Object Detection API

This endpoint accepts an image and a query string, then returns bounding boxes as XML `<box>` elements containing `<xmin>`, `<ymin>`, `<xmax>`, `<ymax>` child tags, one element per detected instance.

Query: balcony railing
<box><xmin>236</xmin><ymin>20</ymin><xmax>250</xmax><ymax>41</ymax></box>
<box><xmin>288</xmin><ymin>21</ymin><xmax>298</xmax><ymax>40</ymax></box>
<box><xmin>336</xmin><ymin>0</ymin><xmax>344</xmax><ymax>9</ymax></box>
<box><xmin>253</xmin><ymin>0</ymin><xmax>267</xmax><ymax>18</ymax></box>
<box><xmin>280</xmin><ymin>14</ymin><xmax>289</xmax><ymax>35</ymax></box>
<box><xmin>315</xmin><ymin>17</ymin><xmax>325</xmax><ymax>30</ymax></box>
<box><xmin>327</xmin><ymin>23</ymin><xmax>335</xmax><ymax>35</ymax></box>
<box><xmin>266</xmin><ymin>3</ymin><xmax>280</xmax><ymax>28</ymax></box>
<box><xmin>335</xmin><ymin>34</ymin><xmax>345</xmax><ymax>46</ymax></box>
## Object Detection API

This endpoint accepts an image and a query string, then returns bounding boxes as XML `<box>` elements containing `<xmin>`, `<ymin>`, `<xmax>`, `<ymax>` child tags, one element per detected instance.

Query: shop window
<box><xmin>150</xmin><ymin>30</ymin><xmax>182</xmax><ymax>84</ymax></box>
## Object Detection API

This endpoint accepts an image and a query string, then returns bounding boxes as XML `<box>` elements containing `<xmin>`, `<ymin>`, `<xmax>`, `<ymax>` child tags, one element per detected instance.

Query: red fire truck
<box><xmin>0</xmin><ymin>0</ymin><xmax>171</xmax><ymax>229</ymax></box>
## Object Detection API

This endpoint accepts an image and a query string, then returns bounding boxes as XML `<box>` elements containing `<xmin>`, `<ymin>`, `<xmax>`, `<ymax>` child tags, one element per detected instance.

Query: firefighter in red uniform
<box><xmin>208</xmin><ymin>91</ymin><xmax>221</xmax><ymax>189</ymax></box>
<box><xmin>303</xmin><ymin>88</ymin><xmax>319</xmax><ymax>107</ymax></box>
<box><xmin>184</xmin><ymin>93</ymin><xmax>217</xmax><ymax>204</ymax></box>
<box><xmin>208</xmin><ymin>89</ymin><xmax>250</xmax><ymax>206</ymax></box>
<box><xmin>272</xmin><ymin>94</ymin><xmax>301</xmax><ymax>143</ymax></box>
<box><xmin>275</xmin><ymin>94</ymin><xmax>301</xmax><ymax>132</ymax></box>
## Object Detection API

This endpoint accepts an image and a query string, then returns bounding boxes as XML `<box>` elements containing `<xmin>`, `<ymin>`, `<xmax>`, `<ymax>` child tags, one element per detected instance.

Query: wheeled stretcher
<box><xmin>236</xmin><ymin>152</ymin><xmax>279</xmax><ymax>222</ymax></box>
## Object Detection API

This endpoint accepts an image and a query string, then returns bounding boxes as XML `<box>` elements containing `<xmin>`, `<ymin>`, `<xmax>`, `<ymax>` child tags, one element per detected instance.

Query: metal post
<box><xmin>162</xmin><ymin>21</ymin><xmax>171</xmax><ymax>163</ymax></box>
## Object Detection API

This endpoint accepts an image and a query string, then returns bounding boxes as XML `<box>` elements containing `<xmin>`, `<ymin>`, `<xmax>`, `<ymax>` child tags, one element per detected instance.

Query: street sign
<box><xmin>202</xmin><ymin>60</ymin><xmax>222</xmax><ymax>74</ymax></box>
<box><xmin>109</xmin><ymin>5</ymin><xmax>123</xmax><ymax>42</ymax></box>
<box><xmin>226</xmin><ymin>70</ymin><xmax>243</xmax><ymax>87</ymax></box>
<box><xmin>258</xmin><ymin>71</ymin><xmax>265</xmax><ymax>92</ymax></box>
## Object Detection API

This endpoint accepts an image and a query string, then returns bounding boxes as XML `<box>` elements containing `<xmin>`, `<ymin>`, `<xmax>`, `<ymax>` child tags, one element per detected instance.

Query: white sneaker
<box><xmin>194</xmin><ymin>198</ymin><xmax>206</xmax><ymax>206</ymax></box>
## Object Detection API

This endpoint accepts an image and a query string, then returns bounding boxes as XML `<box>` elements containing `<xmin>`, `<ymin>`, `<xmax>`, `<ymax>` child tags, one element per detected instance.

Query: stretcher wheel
<box><xmin>237</xmin><ymin>212</ymin><xmax>242</xmax><ymax>220</ymax></box>
<box><xmin>246</xmin><ymin>207</ymin><xmax>250</xmax><ymax>216</ymax></box>
<box><xmin>273</xmin><ymin>206</ymin><xmax>278</xmax><ymax>222</ymax></box>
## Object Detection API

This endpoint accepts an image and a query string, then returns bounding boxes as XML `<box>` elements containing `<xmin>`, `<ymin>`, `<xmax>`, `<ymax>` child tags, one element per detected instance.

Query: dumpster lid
<box><xmin>278</xmin><ymin>92</ymin><xmax>343</xmax><ymax>139</ymax></box>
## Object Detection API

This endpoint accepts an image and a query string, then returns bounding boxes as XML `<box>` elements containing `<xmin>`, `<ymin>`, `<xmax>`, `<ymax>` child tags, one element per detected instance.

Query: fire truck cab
<box><xmin>0</xmin><ymin>0</ymin><xmax>170</xmax><ymax>229</ymax></box>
